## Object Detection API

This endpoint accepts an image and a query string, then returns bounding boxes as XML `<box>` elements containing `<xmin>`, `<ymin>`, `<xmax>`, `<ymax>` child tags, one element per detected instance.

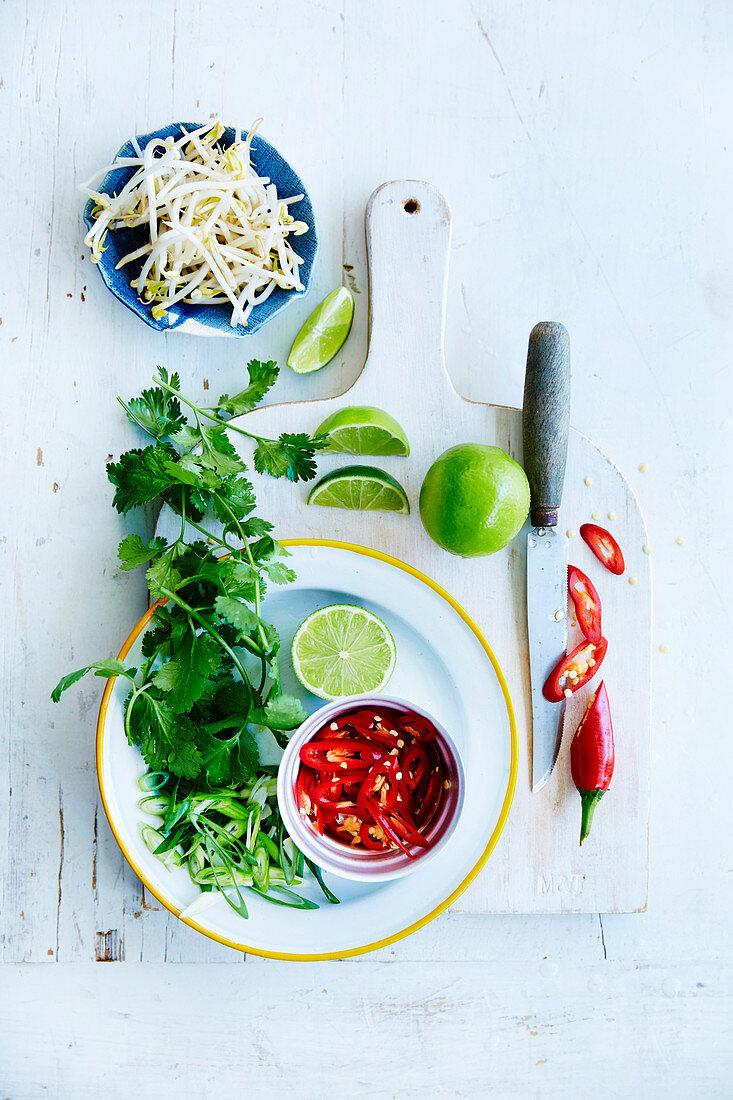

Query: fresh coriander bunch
<box><xmin>54</xmin><ymin>360</ymin><xmax>326</xmax><ymax>779</ymax></box>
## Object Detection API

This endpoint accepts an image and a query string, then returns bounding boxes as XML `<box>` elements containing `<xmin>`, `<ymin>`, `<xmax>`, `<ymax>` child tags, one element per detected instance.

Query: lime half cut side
<box><xmin>291</xmin><ymin>604</ymin><xmax>397</xmax><ymax>700</ymax></box>
<box><xmin>287</xmin><ymin>286</ymin><xmax>355</xmax><ymax>374</ymax></box>
<box><xmin>316</xmin><ymin>406</ymin><xmax>410</xmax><ymax>456</ymax></box>
<box><xmin>306</xmin><ymin>465</ymin><xmax>410</xmax><ymax>514</ymax></box>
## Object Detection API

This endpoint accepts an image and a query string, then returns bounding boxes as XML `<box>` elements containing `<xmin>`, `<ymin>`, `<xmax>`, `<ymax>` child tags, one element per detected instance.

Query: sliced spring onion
<box><xmin>303</xmin><ymin>856</ymin><xmax>340</xmax><ymax>905</ymax></box>
<box><xmin>138</xmin><ymin>771</ymin><xmax>169</xmax><ymax>792</ymax></box>
<box><xmin>136</xmin><ymin>771</ymin><xmax>334</xmax><ymax>916</ymax></box>
<box><xmin>252</xmin><ymin>845</ymin><xmax>270</xmax><ymax>892</ymax></box>
<box><xmin>83</xmin><ymin>120</ymin><xmax>309</xmax><ymax>328</ymax></box>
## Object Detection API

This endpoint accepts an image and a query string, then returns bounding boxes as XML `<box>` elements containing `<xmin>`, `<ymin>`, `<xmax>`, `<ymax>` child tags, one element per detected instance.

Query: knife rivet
<box><xmin>528</xmin><ymin>537</ymin><xmax>536</xmax><ymax>547</ymax></box>
<box><xmin>537</xmin><ymin>527</ymin><xmax>546</xmax><ymax>537</ymax></box>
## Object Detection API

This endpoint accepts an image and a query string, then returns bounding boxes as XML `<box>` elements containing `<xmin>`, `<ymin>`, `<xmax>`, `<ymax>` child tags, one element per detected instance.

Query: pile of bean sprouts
<box><xmin>83</xmin><ymin>120</ymin><xmax>309</xmax><ymax>327</ymax></box>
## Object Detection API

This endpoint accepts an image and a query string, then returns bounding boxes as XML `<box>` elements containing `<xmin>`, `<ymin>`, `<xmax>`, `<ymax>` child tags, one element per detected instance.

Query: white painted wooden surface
<box><xmin>155</xmin><ymin>178</ymin><xmax>651</xmax><ymax>916</ymax></box>
<box><xmin>1</xmin><ymin>0</ymin><xmax>731</xmax><ymax>1095</ymax></box>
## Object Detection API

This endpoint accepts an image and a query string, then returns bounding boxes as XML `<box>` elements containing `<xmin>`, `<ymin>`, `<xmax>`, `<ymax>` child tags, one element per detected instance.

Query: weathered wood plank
<box><xmin>1</xmin><ymin>960</ymin><xmax>730</xmax><ymax>1098</ymax></box>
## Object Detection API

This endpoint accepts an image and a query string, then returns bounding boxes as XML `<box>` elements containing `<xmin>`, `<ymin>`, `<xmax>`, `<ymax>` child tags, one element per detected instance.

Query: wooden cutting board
<box><xmin>157</xmin><ymin>181</ymin><xmax>651</xmax><ymax>913</ymax></box>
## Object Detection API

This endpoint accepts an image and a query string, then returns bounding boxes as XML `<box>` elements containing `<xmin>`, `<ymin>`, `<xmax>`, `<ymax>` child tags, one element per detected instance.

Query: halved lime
<box><xmin>307</xmin><ymin>465</ymin><xmax>410</xmax><ymax>514</ymax></box>
<box><xmin>287</xmin><ymin>287</ymin><xmax>355</xmax><ymax>374</ymax></box>
<box><xmin>291</xmin><ymin>604</ymin><xmax>396</xmax><ymax>699</ymax></box>
<box><xmin>315</xmin><ymin>406</ymin><xmax>410</xmax><ymax>456</ymax></box>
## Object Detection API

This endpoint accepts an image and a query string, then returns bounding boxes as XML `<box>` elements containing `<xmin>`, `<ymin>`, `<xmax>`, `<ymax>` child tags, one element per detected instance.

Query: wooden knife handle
<box><xmin>522</xmin><ymin>321</ymin><xmax>571</xmax><ymax>528</ymax></box>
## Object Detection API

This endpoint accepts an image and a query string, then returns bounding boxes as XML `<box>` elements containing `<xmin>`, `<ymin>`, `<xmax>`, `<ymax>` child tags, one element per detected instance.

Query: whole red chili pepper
<box><xmin>570</xmin><ymin>681</ymin><xmax>615</xmax><ymax>845</ymax></box>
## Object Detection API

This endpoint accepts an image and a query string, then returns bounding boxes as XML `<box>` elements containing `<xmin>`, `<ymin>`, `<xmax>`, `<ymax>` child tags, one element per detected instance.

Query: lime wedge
<box><xmin>307</xmin><ymin>465</ymin><xmax>410</xmax><ymax>514</ymax></box>
<box><xmin>287</xmin><ymin>287</ymin><xmax>355</xmax><ymax>374</ymax></box>
<box><xmin>316</xmin><ymin>406</ymin><xmax>410</xmax><ymax>456</ymax></box>
<box><xmin>291</xmin><ymin>604</ymin><xmax>396</xmax><ymax>700</ymax></box>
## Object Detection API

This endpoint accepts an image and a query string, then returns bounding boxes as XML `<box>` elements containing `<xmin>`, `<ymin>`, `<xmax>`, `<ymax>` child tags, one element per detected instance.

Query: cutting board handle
<box><xmin>352</xmin><ymin>181</ymin><xmax>455</xmax><ymax>402</ymax></box>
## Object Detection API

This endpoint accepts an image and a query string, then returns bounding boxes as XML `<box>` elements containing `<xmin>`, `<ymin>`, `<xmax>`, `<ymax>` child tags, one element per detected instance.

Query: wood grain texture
<box><xmin>2</xmin><ymin>0</ymin><xmax>732</xmax><ymax>1093</ymax></box>
<box><xmin>1</xmin><ymin>959</ymin><xmax>731</xmax><ymax>1100</ymax></box>
<box><xmin>522</xmin><ymin>321</ymin><xmax>571</xmax><ymax>527</ymax></box>
<box><xmin>154</xmin><ymin>179</ymin><xmax>651</xmax><ymax>917</ymax></box>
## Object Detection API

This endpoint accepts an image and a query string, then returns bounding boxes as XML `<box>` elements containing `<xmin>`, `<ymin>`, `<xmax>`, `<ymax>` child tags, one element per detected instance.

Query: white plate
<box><xmin>97</xmin><ymin>541</ymin><xmax>517</xmax><ymax>959</ymax></box>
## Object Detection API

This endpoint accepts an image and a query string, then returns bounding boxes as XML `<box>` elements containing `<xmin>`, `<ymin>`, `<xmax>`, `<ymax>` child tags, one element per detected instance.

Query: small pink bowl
<box><xmin>276</xmin><ymin>694</ymin><xmax>466</xmax><ymax>882</ymax></box>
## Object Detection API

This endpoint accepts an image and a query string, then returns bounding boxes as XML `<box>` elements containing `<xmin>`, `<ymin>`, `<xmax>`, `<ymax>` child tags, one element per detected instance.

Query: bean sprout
<box><xmin>83</xmin><ymin>120</ymin><xmax>309</xmax><ymax>327</ymax></box>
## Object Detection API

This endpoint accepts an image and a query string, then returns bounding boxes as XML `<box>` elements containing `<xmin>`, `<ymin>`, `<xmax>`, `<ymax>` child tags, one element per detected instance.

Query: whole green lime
<box><xmin>419</xmin><ymin>443</ymin><xmax>530</xmax><ymax>557</ymax></box>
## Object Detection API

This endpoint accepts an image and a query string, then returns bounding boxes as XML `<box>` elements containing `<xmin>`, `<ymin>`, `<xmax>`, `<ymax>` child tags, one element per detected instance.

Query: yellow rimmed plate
<box><xmin>97</xmin><ymin>540</ymin><xmax>517</xmax><ymax>959</ymax></box>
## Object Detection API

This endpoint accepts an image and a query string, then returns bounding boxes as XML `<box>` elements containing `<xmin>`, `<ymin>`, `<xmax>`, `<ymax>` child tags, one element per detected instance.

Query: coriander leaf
<box><xmin>146</xmin><ymin>548</ymin><xmax>182</xmax><ymax>599</ymax></box>
<box><xmin>151</xmin><ymin>630</ymin><xmax>220</xmax><ymax>712</ymax></box>
<box><xmin>157</xmin><ymin>367</ymin><xmax>181</xmax><ymax>392</ymax></box>
<box><xmin>221</xmin><ymin>560</ymin><xmax>260</xmax><ymax>602</ymax></box>
<box><xmin>167</xmin><ymin>736</ymin><xmax>204</xmax><ymax>781</ymax></box>
<box><xmin>240</xmin><ymin>516</ymin><xmax>273</xmax><ymax>539</ymax></box>
<box><xmin>118</xmin><ymin>534</ymin><xmax>168</xmax><ymax>571</ymax></box>
<box><xmin>141</xmin><ymin>606</ymin><xmax>185</xmax><ymax>658</ymax></box>
<box><xmin>126</xmin><ymin>693</ymin><xmax>201</xmax><ymax>780</ymax></box>
<box><xmin>252</xmin><ymin>437</ymin><xmax>290</xmax><ymax>480</ymax></box>
<box><xmin>199</xmin><ymin>425</ymin><xmax>246</xmax><ymax>476</ymax></box>
<box><xmin>216</xmin><ymin>359</ymin><xmax>279</xmax><ymax>416</ymax></box>
<box><xmin>51</xmin><ymin>659</ymin><xmax>132</xmax><ymax>703</ymax></box>
<box><xmin>249</xmin><ymin>535</ymin><xmax>278</xmax><ymax>563</ymax></box>
<box><xmin>174</xmin><ymin>542</ymin><xmax>225</xmax><ymax>590</ymax></box>
<box><xmin>163</xmin><ymin>456</ymin><xmax>201</xmax><ymax>486</ymax></box>
<box><xmin>121</xmin><ymin>385</ymin><xmax>185</xmax><ymax>440</ymax></box>
<box><xmin>198</xmin><ymin>726</ymin><xmax>259</xmax><ymax>788</ymax></box>
<box><xmin>214</xmin><ymin>595</ymin><xmax>261</xmax><ymax>636</ymax></box>
<box><xmin>161</xmin><ymin>482</ymin><xmax>212</xmax><ymax>524</ymax></box>
<box><xmin>254</xmin><ymin>432</ymin><xmax>322</xmax><ymax>483</ymax></box>
<box><xmin>170</xmin><ymin>425</ymin><xmax>201</xmax><ymax>450</ymax></box>
<box><xmin>264</xmin><ymin>694</ymin><xmax>307</xmax><ymax>730</ymax></box>
<box><xmin>212</xmin><ymin>478</ymin><xmax>256</xmax><ymax>530</ymax></box>
<box><xmin>107</xmin><ymin>446</ymin><xmax>177</xmax><ymax>513</ymax></box>
<box><xmin>265</xmin><ymin>560</ymin><xmax>297</xmax><ymax>585</ymax></box>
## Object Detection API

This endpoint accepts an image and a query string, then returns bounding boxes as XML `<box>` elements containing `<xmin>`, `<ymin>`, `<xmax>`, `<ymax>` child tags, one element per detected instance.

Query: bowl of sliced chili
<box><xmin>277</xmin><ymin>694</ymin><xmax>466</xmax><ymax>881</ymax></box>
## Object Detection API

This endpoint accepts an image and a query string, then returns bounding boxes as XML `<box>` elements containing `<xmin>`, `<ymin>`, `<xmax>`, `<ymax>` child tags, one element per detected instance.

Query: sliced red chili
<box><xmin>386</xmin><ymin>811</ymin><xmax>430</xmax><ymax>849</ymax></box>
<box><xmin>295</xmin><ymin>705</ymin><xmax>448</xmax><ymax>854</ymax></box>
<box><xmin>333</xmin><ymin>708</ymin><xmax>376</xmax><ymax>732</ymax></box>
<box><xmin>402</xmin><ymin>742</ymin><xmax>430</xmax><ymax>790</ymax></box>
<box><xmin>359</xmin><ymin>821</ymin><xmax>388</xmax><ymax>850</ymax></box>
<box><xmin>413</xmin><ymin>769</ymin><xmax>443</xmax><ymax>826</ymax></box>
<box><xmin>298</xmin><ymin>739</ymin><xmax>383</xmax><ymax>771</ymax></box>
<box><xmin>371</xmin><ymin>806</ymin><xmax>416</xmax><ymax>858</ymax></box>
<box><xmin>310</xmin><ymin>779</ymin><xmax>357</xmax><ymax>813</ymax></box>
<box><xmin>295</xmin><ymin>767</ymin><xmax>315</xmax><ymax>816</ymax></box>
<box><xmin>580</xmin><ymin>523</ymin><xmax>625</xmax><ymax>575</ymax></box>
<box><xmin>568</xmin><ymin>565</ymin><xmax>603</xmax><ymax>644</ymax></box>
<box><xmin>401</xmin><ymin>716</ymin><xmax>436</xmax><ymax>742</ymax></box>
<box><xmin>543</xmin><ymin>637</ymin><xmax>608</xmax><ymax>703</ymax></box>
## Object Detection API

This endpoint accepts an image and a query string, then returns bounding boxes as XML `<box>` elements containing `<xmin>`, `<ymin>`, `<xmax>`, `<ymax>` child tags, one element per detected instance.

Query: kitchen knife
<box><xmin>522</xmin><ymin>322</ymin><xmax>571</xmax><ymax>792</ymax></box>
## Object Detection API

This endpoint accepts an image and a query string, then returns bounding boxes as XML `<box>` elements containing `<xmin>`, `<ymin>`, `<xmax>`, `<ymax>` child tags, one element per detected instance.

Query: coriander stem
<box><xmin>211</xmin><ymin>491</ymin><xmax>268</xmax><ymax>652</ymax></box>
<box><xmin>124</xmin><ymin>683</ymin><xmax>151</xmax><ymax>744</ymax></box>
<box><xmin>181</xmin><ymin>514</ymin><xmax>232</xmax><ymax>553</ymax></box>
<box><xmin>153</xmin><ymin>374</ymin><xmax>263</xmax><ymax>445</ymax></box>
<box><xmin>158</xmin><ymin>587</ymin><xmax>252</xmax><ymax>709</ymax></box>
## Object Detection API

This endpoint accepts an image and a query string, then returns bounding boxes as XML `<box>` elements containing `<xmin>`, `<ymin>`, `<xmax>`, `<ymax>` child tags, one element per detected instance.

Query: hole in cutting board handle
<box><xmin>402</xmin><ymin>198</ymin><xmax>420</xmax><ymax>215</ymax></box>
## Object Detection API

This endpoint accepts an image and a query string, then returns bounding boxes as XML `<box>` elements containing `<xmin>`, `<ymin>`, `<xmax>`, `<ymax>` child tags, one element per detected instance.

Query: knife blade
<box><xmin>522</xmin><ymin>322</ymin><xmax>571</xmax><ymax>792</ymax></box>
